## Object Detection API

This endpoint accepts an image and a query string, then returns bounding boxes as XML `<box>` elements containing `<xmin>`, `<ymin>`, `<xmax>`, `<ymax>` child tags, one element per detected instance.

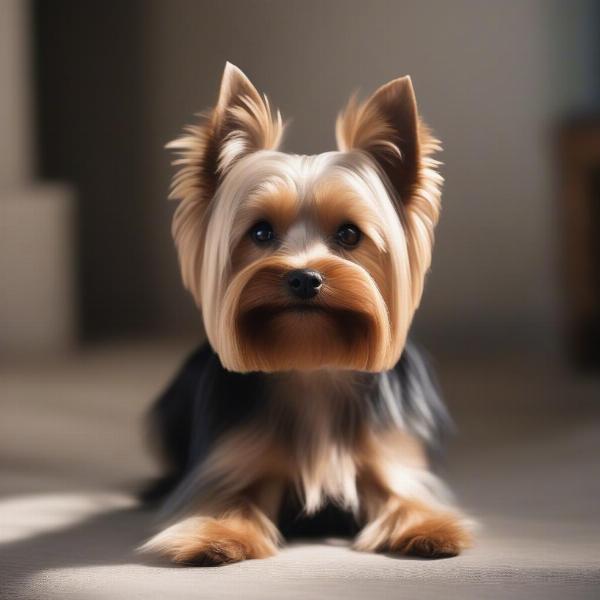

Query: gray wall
<box><xmin>35</xmin><ymin>1</ymin><xmax>596</xmax><ymax>349</ymax></box>
<box><xmin>139</xmin><ymin>0</ymin><xmax>597</xmax><ymax>351</ymax></box>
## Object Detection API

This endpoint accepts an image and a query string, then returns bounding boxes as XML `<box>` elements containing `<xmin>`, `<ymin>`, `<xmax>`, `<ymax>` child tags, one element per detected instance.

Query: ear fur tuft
<box><xmin>336</xmin><ymin>76</ymin><xmax>441</xmax><ymax>212</ymax></box>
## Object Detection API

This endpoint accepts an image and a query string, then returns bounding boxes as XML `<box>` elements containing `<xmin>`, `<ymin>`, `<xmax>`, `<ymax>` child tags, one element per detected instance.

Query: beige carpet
<box><xmin>1</xmin><ymin>340</ymin><xmax>599</xmax><ymax>599</ymax></box>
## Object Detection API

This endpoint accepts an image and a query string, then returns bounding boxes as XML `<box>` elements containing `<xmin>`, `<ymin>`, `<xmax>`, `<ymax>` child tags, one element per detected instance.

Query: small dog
<box><xmin>141</xmin><ymin>63</ymin><xmax>472</xmax><ymax>565</ymax></box>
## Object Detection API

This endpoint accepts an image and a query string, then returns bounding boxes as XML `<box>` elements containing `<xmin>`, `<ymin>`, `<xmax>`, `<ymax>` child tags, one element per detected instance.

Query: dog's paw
<box><xmin>387</xmin><ymin>513</ymin><xmax>472</xmax><ymax>558</ymax></box>
<box><xmin>354</xmin><ymin>499</ymin><xmax>473</xmax><ymax>558</ymax></box>
<box><xmin>139</xmin><ymin>512</ymin><xmax>279</xmax><ymax>565</ymax></box>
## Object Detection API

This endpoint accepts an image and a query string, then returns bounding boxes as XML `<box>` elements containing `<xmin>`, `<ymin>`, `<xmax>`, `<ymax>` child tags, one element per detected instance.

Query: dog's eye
<box><xmin>336</xmin><ymin>223</ymin><xmax>361</xmax><ymax>248</ymax></box>
<box><xmin>250</xmin><ymin>221</ymin><xmax>275</xmax><ymax>244</ymax></box>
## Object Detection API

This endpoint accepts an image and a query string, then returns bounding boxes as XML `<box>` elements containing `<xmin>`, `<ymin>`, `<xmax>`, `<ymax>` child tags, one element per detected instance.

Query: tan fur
<box><xmin>141</xmin><ymin>500</ymin><xmax>281</xmax><ymax>565</ymax></box>
<box><xmin>354</xmin><ymin>496</ymin><xmax>472</xmax><ymax>558</ymax></box>
<box><xmin>354</xmin><ymin>429</ymin><xmax>473</xmax><ymax>557</ymax></box>
<box><xmin>336</xmin><ymin>93</ymin><xmax>404</xmax><ymax>169</ymax></box>
<box><xmin>228</xmin><ymin>253</ymin><xmax>390</xmax><ymax>372</ymax></box>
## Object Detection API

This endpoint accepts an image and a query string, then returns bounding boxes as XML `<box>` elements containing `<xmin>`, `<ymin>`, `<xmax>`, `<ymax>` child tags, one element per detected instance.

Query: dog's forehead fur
<box><xmin>213</xmin><ymin>148</ymin><xmax>396</xmax><ymax>255</ymax></box>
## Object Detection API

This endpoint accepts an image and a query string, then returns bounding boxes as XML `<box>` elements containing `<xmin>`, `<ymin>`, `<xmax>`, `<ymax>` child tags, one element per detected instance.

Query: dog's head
<box><xmin>170</xmin><ymin>63</ymin><xmax>442</xmax><ymax>373</ymax></box>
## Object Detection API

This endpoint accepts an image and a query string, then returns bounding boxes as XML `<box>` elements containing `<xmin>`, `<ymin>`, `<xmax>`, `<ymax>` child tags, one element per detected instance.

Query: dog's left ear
<box><xmin>336</xmin><ymin>76</ymin><xmax>422</xmax><ymax>205</ymax></box>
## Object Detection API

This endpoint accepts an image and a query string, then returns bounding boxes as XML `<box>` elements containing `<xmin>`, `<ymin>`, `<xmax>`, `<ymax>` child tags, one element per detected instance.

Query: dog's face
<box><xmin>170</xmin><ymin>63</ymin><xmax>442</xmax><ymax>373</ymax></box>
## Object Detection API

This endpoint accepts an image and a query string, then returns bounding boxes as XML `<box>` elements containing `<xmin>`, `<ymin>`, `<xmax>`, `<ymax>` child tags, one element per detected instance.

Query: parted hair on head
<box><xmin>167</xmin><ymin>63</ymin><xmax>443</xmax><ymax>373</ymax></box>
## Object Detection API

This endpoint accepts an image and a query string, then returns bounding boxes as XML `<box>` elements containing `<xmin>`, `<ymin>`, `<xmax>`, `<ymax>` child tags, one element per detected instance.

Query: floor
<box><xmin>1</xmin><ymin>340</ymin><xmax>599</xmax><ymax>599</ymax></box>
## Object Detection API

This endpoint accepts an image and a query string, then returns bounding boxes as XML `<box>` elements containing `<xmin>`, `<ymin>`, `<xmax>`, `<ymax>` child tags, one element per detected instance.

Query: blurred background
<box><xmin>1</xmin><ymin>0</ymin><xmax>599</xmax><ymax>357</ymax></box>
<box><xmin>1</xmin><ymin>1</ymin><xmax>600</xmax><ymax>598</ymax></box>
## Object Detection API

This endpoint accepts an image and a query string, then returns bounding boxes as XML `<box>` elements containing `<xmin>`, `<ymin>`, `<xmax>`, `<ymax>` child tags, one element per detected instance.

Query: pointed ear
<box><xmin>168</xmin><ymin>62</ymin><xmax>284</xmax><ymax>204</ymax></box>
<box><xmin>168</xmin><ymin>63</ymin><xmax>284</xmax><ymax>304</ymax></box>
<box><xmin>212</xmin><ymin>62</ymin><xmax>284</xmax><ymax>173</ymax></box>
<box><xmin>336</xmin><ymin>76</ymin><xmax>422</xmax><ymax>204</ymax></box>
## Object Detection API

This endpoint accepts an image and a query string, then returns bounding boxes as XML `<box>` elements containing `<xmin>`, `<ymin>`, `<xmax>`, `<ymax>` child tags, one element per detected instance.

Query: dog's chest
<box><xmin>266</xmin><ymin>371</ymin><xmax>369</xmax><ymax>513</ymax></box>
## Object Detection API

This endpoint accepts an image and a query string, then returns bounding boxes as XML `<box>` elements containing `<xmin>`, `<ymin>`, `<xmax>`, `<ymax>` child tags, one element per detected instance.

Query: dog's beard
<box><xmin>214</xmin><ymin>256</ymin><xmax>392</xmax><ymax>372</ymax></box>
<box><xmin>237</xmin><ymin>304</ymin><xmax>374</xmax><ymax>371</ymax></box>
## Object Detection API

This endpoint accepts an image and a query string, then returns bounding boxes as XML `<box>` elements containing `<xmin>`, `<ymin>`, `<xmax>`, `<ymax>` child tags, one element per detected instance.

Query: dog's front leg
<box><xmin>141</xmin><ymin>479</ymin><xmax>284</xmax><ymax>565</ymax></box>
<box><xmin>354</xmin><ymin>431</ymin><xmax>472</xmax><ymax>558</ymax></box>
<box><xmin>142</xmin><ymin>425</ymin><xmax>288</xmax><ymax>565</ymax></box>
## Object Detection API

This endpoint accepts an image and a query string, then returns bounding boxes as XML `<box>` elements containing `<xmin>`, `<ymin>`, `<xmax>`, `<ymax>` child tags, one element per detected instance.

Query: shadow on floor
<box><xmin>0</xmin><ymin>505</ymin><xmax>154</xmax><ymax>598</ymax></box>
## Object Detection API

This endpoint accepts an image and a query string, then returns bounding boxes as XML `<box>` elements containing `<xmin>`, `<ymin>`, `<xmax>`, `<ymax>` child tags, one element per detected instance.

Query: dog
<box><xmin>140</xmin><ymin>62</ymin><xmax>472</xmax><ymax>565</ymax></box>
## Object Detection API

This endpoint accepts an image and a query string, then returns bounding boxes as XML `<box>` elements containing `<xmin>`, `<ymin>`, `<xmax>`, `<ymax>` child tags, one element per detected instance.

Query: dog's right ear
<box><xmin>169</xmin><ymin>63</ymin><xmax>283</xmax><ymax>303</ymax></box>
<box><xmin>168</xmin><ymin>62</ymin><xmax>284</xmax><ymax>205</ymax></box>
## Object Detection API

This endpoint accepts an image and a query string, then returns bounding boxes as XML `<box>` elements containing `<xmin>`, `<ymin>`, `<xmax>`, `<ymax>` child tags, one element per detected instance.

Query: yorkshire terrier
<box><xmin>141</xmin><ymin>62</ymin><xmax>472</xmax><ymax>565</ymax></box>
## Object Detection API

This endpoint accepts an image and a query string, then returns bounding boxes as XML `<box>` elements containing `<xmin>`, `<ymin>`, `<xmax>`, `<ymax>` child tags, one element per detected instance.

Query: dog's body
<box><xmin>141</xmin><ymin>63</ymin><xmax>472</xmax><ymax>564</ymax></box>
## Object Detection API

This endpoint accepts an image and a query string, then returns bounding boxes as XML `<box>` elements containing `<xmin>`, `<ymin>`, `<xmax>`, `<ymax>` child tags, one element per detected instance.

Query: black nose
<box><xmin>287</xmin><ymin>269</ymin><xmax>323</xmax><ymax>300</ymax></box>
